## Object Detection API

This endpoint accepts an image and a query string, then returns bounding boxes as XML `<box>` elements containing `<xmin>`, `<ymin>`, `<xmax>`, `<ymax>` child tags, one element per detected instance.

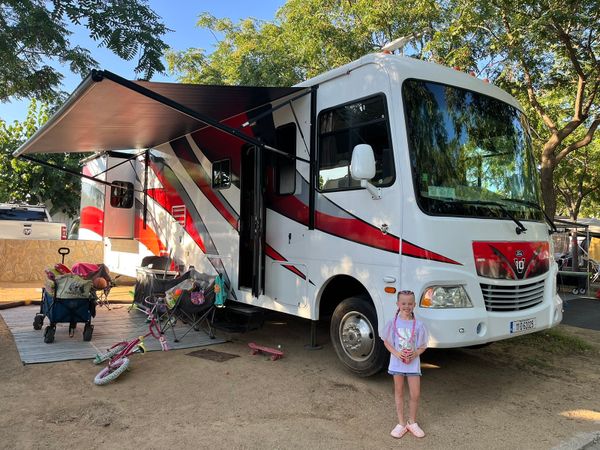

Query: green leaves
<box><xmin>167</xmin><ymin>0</ymin><xmax>445</xmax><ymax>87</ymax></box>
<box><xmin>0</xmin><ymin>101</ymin><xmax>83</xmax><ymax>215</ymax></box>
<box><xmin>0</xmin><ymin>0</ymin><xmax>168</xmax><ymax>102</ymax></box>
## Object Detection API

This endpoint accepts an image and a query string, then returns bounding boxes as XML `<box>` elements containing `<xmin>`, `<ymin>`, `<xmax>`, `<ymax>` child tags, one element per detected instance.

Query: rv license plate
<box><xmin>510</xmin><ymin>318</ymin><xmax>536</xmax><ymax>334</ymax></box>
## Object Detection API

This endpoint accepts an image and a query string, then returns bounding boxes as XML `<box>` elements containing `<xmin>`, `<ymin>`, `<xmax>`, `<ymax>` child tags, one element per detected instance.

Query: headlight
<box><xmin>420</xmin><ymin>286</ymin><xmax>473</xmax><ymax>308</ymax></box>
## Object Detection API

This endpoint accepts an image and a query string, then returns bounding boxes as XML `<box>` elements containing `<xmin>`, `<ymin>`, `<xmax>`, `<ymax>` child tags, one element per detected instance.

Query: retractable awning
<box><xmin>13</xmin><ymin>70</ymin><xmax>304</xmax><ymax>156</ymax></box>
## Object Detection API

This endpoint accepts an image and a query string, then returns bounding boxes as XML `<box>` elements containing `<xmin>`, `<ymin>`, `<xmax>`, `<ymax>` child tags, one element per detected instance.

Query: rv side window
<box><xmin>110</xmin><ymin>181</ymin><xmax>134</xmax><ymax>208</ymax></box>
<box><xmin>318</xmin><ymin>94</ymin><xmax>394</xmax><ymax>191</ymax></box>
<box><xmin>212</xmin><ymin>159</ymin><xmax>231</xmax><ymax>189</ymax></box>
<box><xmin>275</xmin><ymin>123</ymin><xmax>296</xmax><ymax>195</ymax></box>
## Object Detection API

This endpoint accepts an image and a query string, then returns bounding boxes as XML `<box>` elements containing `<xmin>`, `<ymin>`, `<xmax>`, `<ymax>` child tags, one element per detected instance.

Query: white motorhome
<box><xmin>15</xmin><ymin>53</ymin><xmax>562</xmax><ymax>375</ymax></box>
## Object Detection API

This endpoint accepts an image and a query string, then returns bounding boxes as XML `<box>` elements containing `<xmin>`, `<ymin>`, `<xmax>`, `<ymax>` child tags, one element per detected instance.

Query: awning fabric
<box><xmin>13</xmin><ymin>72</ymin><xmax>303</xmax><ymax>156</ymax></box>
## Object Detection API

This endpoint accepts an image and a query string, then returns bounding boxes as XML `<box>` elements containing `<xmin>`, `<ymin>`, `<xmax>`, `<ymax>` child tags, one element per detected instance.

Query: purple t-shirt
<box><xmin>382</xmin><ymin>317</ymin><xmax>429</xmax><ymax>374</ymax></box>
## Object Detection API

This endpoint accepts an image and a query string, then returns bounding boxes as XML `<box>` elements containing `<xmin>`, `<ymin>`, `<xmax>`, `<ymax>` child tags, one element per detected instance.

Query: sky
<box><xmin>0</xmin><ymin>0</ymin><xmax>286</xmax><ymax>123</ymax></box>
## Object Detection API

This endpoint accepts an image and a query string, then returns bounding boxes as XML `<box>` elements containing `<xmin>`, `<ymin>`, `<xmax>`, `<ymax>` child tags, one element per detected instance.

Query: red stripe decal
<box><xmin>80</xmin><ymin>206</ymin><xmax>103</xmax><ymax>236</ymax></box>
<box><xmin>170</xmin><ymin>139</ymin><xmax>238</xmax><ymax>230</ymax></box>
<box><xmin>135</xmin><ymin>216</ymin><xmax>167</xmax><ymax>255</ymax></box>
<box><xmin>146</xmin><ymin>160</ymin><xmax>208</xmax><ymax>253</ymax></box>
<box><xmin>402</xmin><ymin>240</ymin><xmax>462</xmax><ymax>265</ymax></box>
<box><xmin>269</xmin><ymin>194</ymin><xmax>399</xmax><ymax>253</ymax></box>
<box><xmin>146</xmin><ymin>187</ymin><xmax>207</xmax><ymax>253</ymax></box>
<box><xmin>265</xmin><ymin>245</ymin><xmax>307</xmax><ymax>280</ymax></box>
<box><xmin>82</xmin><ymin>165</ymin><xmax>93</xmax><ymax>177</ymax></box>
<box><xmin>190</xmin><ymin>112</ymin><xmax>253</xmax><ymax>177</ymax></box>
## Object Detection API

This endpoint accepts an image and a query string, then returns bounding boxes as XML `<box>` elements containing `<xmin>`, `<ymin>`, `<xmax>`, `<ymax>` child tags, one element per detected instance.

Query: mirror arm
<box><xmin>360</xmin><ymin>180</ymin><xmax>382</xmax><ymax>200</ymax></box>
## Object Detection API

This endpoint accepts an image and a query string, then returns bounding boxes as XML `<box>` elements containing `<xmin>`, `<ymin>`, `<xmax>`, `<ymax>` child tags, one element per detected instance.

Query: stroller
<box><xmin>33</xmin><ymin>248</ymin><xmax>110</xmax><ymax>343</ymax></box>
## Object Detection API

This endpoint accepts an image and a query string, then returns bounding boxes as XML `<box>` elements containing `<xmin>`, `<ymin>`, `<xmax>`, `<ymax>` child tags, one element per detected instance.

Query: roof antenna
<box><xmin>381</xmin><ymin>29</ymin><xmax>431</xmax><ymax>55</ymax></box>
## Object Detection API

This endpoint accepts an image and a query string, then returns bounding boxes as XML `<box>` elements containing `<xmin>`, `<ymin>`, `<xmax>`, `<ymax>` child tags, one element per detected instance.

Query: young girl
<box><xmin>382</xmin><ymin>290</ymin><xmax>429</xmax><ymax>439</ymax></box>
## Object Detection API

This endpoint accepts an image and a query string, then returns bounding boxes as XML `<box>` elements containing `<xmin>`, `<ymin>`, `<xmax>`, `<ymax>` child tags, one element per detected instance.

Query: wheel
<box><xmin>43</xmin><ymin>325</ymin><xmax>55</xmax><ymax>344</ymax></box>
<box><xmin>572</xmin><ymin>288</ymin><xmax>579</xmax><ymax>295</ymax></box>
<box><xmin>579</xmin><ymin>288</ymin><xmax>587</xmax><ymax>295</ymax></box>
<box><xmin>83</xmin><ymin>323</ymin><xmax>94</xmax><ymax>341</ymax></box>
<box><xmin>330</xmin><ymin>297</ymin><xmax>388</xmax><ymax>377</ymax></box>
<box><xmin>93</xmin><ymin>343</ymin><xmax>127</xmax><ymax>365</ymax></box>
<box><xmin>33</xmin><ymin>314</ymin><xmax>44</xmax><ymax>330</ymax></box>
<box><xmin>94</xmin><ymin>357</ymin><xmax>130</xmax><ymax>385</ymax></box>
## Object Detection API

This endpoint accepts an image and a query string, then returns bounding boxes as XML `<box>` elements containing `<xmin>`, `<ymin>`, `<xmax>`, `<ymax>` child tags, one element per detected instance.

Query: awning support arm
<box><xmin>143</xmin><ymin>149</ymin><xmax>149</xmax><ymax>229</ymax></box>
<box><xmin>19</xmin><ymin>155</ymin><xmax>145</xmax><ymax>193</ymax></box>
<box><xmin>94</xmin><ymin>150</ymin><xmax>145</xmax><ymax>178</ymax></box>
<box><xmin>241</xmin><ymin>90</ymin><xmax>312</xmax><ymax>128</ymax></box>
<box><xmin>308</xmin><ymin>85</ymin><xmax>318</xmax><ymax>230</ymax></box>
<box><xmin>92</xmin><ymin>70</ymin><xmax>310</xmax><ymax>164</ymax></box>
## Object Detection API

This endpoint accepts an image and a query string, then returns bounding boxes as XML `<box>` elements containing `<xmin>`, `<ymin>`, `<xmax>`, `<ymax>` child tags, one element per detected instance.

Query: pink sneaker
<box><xmin>390</xmin><ymin>423</ymin><xmax>408</xmax><ymax>438</ymax></box>
<box><xmin>406</xmin><ymin>422</ymin><xmax>425</xmax><ymax>438</ymax></box>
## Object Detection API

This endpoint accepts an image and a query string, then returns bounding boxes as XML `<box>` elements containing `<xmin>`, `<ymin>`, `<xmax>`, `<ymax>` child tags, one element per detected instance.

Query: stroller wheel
<box><xmin>44</xmin><ymin>325</ymin><xmax>55</xmax><ymax>344</ymax></box>
<box><xmin>33</xmin><ymin>314</ymin><xmax>44</xmax><ymax>330</ymax></box>
<box><xmin>83</xmin><ymin>323</ymin><xmax>94</xmax><ymax>341</ymax></box>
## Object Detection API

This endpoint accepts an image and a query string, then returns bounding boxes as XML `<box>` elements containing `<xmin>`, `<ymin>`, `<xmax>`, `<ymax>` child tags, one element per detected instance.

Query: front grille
<box><xmin>480</xmin><ymin>280</ymin><xmax>545</xmax><ymax>312</ymax></box>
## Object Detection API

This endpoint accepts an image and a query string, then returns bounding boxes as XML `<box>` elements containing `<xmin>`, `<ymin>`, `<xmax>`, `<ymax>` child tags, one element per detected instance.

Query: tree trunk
<box><xmin>540</xmin><ymin>145</ymin><xmax>557</xmax><ymax>218</ymax></box>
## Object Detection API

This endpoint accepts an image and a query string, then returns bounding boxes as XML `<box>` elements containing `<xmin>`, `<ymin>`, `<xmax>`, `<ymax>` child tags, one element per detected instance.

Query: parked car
<box><xmin>0</xmin><ymin>203</ymin><xmax>67</xmax><ymax>240</ymax></box>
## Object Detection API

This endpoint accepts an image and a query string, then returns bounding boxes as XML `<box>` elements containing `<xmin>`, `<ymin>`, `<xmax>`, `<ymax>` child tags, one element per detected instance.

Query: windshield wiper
<box><xmin>443</xmin><ymin>199</ymin><xmax>527</xmax><ymax>235</ymax></box>
<box><xmin>500</xmin><ymin>198</ymin><xmax>558</xmax><ymax>234</ymax></box>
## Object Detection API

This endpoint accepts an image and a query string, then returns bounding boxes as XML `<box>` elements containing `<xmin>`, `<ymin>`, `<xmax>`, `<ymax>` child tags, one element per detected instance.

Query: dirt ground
<box><xmin>1</xmin><ymin>288</ymin><xmax>599</xmax><ymax>449</ymax></box>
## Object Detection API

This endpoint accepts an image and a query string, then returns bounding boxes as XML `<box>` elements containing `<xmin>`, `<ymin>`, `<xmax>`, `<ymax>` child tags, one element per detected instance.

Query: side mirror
<box><xmin>350</xmin><ymin>144</ymin><xmax>376</xmax><ymax>180</ymax></box>
<box><xmin>350</xmin><ymin>144</ymin><xmax>381</xmax><ymax>200</ymax></box>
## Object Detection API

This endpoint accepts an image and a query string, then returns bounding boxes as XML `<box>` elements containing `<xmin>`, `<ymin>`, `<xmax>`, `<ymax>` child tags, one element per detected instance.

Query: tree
<box><xmin>0</xmin><ymin>0</ymin><xmax>169</xmax><ymax>103</ymax></box>
<box><xmin>554</xmin><ymin>143</ymin><xmax>600</xmax><ymax>220</ymax></box>
<box><xmin>0</xmin><ymin>101</ymin><xmax>82</xmax><ymax>215</ymax></box>
<box><xmin>168</xmin><ymin>0</ymin><xmax>599</xmax><ymax>218</ymax></box>
<box><xmin>426</xmin><ymin>0</ymin><xmax>600</xmax><ymax>218</ymax></box>
<box><xmin>166</xmin><ymin>0</ymin><xmax>441</xmax><ymax>86</ymax></box>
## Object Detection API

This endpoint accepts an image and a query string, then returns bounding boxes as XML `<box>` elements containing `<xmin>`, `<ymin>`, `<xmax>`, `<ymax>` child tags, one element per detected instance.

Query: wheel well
<box><xmin>318</xmin><ymin>275</ymin><xmax>370</xmax><ymax>319</ymax></box>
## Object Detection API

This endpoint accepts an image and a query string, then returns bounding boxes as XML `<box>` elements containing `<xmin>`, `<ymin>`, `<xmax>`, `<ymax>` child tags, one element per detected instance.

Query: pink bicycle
<box><xmin>93</xmin><ymin>297</ymin><xmax>169</xmax><ymax>385</ymax></box>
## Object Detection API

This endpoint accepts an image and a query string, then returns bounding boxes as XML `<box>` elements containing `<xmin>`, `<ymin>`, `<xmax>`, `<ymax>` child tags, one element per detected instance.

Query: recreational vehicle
<box><xmin>14</xmin><ymin>52</ymin><xmax>562</xmax><ymax>376</ymax></box>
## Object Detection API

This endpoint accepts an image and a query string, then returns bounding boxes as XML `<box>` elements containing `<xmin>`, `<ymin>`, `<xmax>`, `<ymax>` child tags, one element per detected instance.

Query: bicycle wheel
<box><xmin>94</xmin><ymin>357</ymin><xmax>130</xmax><ymax>385</ymax></box>
<box><xmin>93</xmin><ymin>343</ymin><xmax>127</xmax><ymax>365</ymax></box>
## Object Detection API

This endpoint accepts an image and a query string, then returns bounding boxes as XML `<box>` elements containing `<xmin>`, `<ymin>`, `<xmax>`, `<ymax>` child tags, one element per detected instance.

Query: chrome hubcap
<box><xmin>339</xmin><ymin>311</ymin><xmax>375</xmax><ymax>362</ymax></box>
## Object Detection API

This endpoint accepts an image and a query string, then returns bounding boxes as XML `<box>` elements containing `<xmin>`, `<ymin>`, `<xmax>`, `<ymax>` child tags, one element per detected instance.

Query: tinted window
<box><xmin>110</xmin><ymin>181</ymin><xmax>134</xmax><ymax>208</ymax></box>
<box><xmin>275</xmin><ymin>123</ymin><xmax>296</xmax><ymax>195</ymax></box>
<box><xmin>0</xmin><ymin>209</ymin><xmax>47</xmax><ymax>221</ymax></box>
<box><xmin>212</xmin><ymin>159</ymin><xmax>231</xmax><ymax>190</ymax></box>
<box><xmin>402</xmin><ymin>79</ymin><xmax>543</xmax><ymax>221</ymax></box>
<box><xmin>318</xmin><ymin>95</ymin><xmax>394</xmax><ymax>191</ymax></box>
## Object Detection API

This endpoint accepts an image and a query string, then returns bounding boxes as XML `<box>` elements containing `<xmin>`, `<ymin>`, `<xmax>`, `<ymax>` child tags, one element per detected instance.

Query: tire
<box><xmin>93</xmin><ymin>343</ymin><xmax>127</xmax><ymax>365</ymax></box>
<box><xmin>572</xmin><ymin>288</ymin><xmax>579</xmax><ymax>295</ymax></box>
<box><xmin>83</xmin><ymin>323</ymin><xmax>94</xmax><ymax>342</ymax></box>
<box><xmin>330</xmin><ymin>297</ymin><xmax>388</xmax><ymax>377</ymax></box>
<box><xmin>43</xmin><ymin>325</ymin><xmax>55</xmax><ymax>344</ymax></box>
<box><xmin>94</xmin><ymin>357</ymin><xmax>130</xmax><ymax>385</ymax></box>
<box><xmin>33</xmin><ymin>314</ymin><xmax>44</xmax><ymax>330</ymax></box>
<box><xmin>578</xmin><ymin>288</ymin><xmax>586</xmax><ymax>295</ymax></box>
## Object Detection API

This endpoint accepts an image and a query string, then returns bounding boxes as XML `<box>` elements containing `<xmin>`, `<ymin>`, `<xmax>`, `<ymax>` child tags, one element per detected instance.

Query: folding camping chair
<box><xmin>161</xmin><ymin>271</ymin><xmax>224</xmax><ymax>343</ymax></box>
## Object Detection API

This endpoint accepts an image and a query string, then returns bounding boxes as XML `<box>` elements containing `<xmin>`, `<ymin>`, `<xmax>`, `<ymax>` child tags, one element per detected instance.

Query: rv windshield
<box><xmin>402</xmin><ymin>79</ymin><xmax>543</xmax><ymax>222</ymax></box>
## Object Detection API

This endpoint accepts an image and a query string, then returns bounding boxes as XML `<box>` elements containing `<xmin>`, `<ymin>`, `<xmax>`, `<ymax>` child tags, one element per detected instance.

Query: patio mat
<box><xmin>0</xmin><ymin>305</ymin><xmax>225</xmax><ymax>364</ymax></box>
<box><xmin>186</xmin><ymin>348</ymin><xmax>240</xmax><ymax>362</ymax></box>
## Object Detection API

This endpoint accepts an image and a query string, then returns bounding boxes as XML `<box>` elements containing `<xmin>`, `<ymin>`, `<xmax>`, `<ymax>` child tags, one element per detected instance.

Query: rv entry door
<box><xmin>238</xmin><ymin>146</ymin><xmax>265</xmax><ymax>297</ymax></box>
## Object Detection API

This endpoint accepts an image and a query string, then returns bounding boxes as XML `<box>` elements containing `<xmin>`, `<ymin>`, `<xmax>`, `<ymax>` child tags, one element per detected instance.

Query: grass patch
<box><xmin>521</xmin><ymin>356</ymin><xmax>553</xmax><ymax>370</ymax></box>
<box><xmin>507</xmin><ymin>328</ymin><xmax>595</xmax><ymax>355</ymax></box>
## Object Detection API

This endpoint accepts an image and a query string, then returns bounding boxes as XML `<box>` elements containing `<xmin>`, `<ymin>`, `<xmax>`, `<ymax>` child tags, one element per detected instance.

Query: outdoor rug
<box><xmin>0</xmin><ymin>305</ymin><xmax>225</xmax><ymax>364</ymax></box>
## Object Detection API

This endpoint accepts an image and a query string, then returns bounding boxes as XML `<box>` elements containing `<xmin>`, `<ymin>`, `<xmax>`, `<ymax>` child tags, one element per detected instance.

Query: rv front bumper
<box><xmin>419</xmin><ymin>291</ymin><xmax>563</xmax><ymax>348</ymax></box>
